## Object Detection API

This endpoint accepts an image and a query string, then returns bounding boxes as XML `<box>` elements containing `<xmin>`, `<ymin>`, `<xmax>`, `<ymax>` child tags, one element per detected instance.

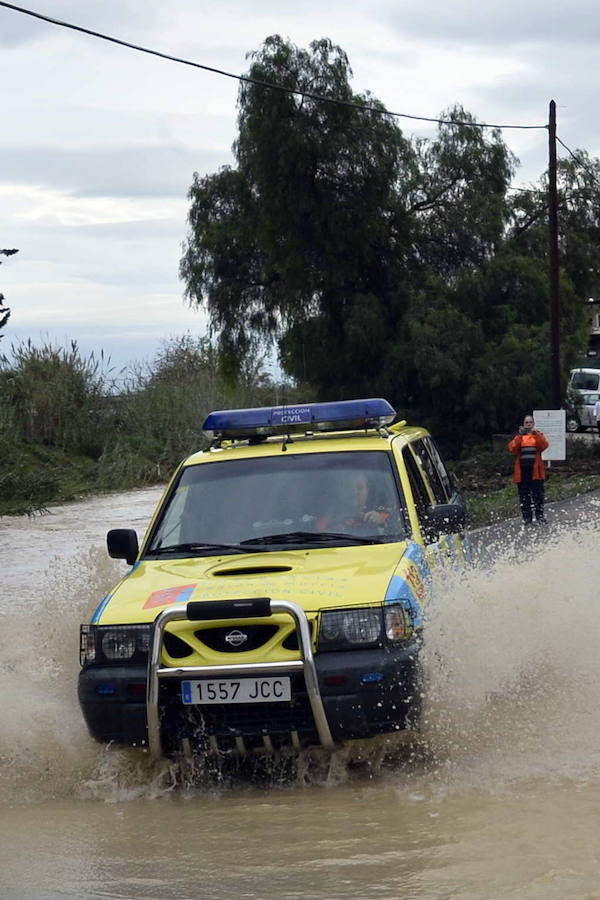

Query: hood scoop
<box><xmin>211</xmin><ymin>565</ymin><xmax>293</xmax><ymax>578</ymax></box>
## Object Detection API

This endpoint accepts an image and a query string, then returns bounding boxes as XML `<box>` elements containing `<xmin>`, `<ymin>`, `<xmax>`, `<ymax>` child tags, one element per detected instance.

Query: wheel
<box><xmin>566</xmin><ymin>416</ymin><xmax>580</xmax><ymax>432</ymax></box>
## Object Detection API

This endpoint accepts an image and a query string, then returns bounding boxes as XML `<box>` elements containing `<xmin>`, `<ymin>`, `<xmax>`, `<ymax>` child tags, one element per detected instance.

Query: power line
<box><xmin>556</xmin><ymin>135</ymin><xmax>600</xmax><ymax>190</ymax></box>
<box><xmin>556</xmin><ymin>135</ymin><xmax>585</xmax><ymax>166</ymax></box>
<box><xmin>0</xmin><ymin>1</ymin><xmax>547</xmax><ymax>132</ymax></box>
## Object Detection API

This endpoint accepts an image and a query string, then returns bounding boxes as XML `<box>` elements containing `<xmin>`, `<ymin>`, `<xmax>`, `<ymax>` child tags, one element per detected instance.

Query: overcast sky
<box><xmin>1</xmin><ymin>0</ymin><xmax>598</xmax><ymax>373</ymax></box>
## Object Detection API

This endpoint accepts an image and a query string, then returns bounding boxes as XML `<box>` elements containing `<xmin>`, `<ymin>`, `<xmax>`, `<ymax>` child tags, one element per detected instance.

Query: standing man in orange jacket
<box><xmin>508</xmin><ymin>414</ymin><xmax>549</xmax><ymax>525</ymax></box>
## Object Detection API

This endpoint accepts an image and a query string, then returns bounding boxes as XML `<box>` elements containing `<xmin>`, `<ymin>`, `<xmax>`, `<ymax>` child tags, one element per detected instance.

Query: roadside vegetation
<box><xmin>4</xmin><ymin>37</ymin><xmax>600</xmax><ymax>518</ymax></box>
<box><xmin>2</xmin><ymin>336</ymin><xmax>599</xmax><ymax>522</ymax></box>
<box><xmin>0</xmin><ymin>336</ymin><xmax>306</xmax><ymax>516</ymax></box>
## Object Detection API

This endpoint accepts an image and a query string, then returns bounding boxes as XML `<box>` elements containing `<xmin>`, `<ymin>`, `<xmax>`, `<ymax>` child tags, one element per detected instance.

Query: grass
<box><xmin>0</xmin><ymin>441</ymin><xmax>101</xmax><ymax>516</ymax></box>
<box><xmin>3</xmin><ymin>337</ymin><xmax>600</xmax><ymax>521</ymax></box>
<box><xmin>5</xmin><ymin>430</ymin><xmax>600</xmax><ymax>525</ymax></box>
<box><xmin>456</xmin><ymin>438</ymin><xmax>600</xmax><ymax>527</ymax></box>
<box><xmin>0</xmin><ymin>336</ymin><xmax>307</xmax><ymax>516</ymax></box>
<box><xmin>464</xmin><ymin>471</ymin><xmax>600</xmax><ymax>528</ymax></box>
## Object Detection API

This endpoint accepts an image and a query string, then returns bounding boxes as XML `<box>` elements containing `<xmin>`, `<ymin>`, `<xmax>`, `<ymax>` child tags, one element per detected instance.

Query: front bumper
<box><xmin>78</xmin><ymin>599</ymin><xmax>421</xmax><ymax>757</ymax></box>
<box><xmin>78</xmin><ymin>664</ymin><xmax>149</xmax><ymax>747</ymax></box>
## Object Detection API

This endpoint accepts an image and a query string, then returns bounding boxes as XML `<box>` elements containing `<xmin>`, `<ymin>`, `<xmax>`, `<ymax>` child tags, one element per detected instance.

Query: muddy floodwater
<box><xmin>2</xmin><ymin>486</ymin><xmax>600</xmax><ymax>899</ymax></box>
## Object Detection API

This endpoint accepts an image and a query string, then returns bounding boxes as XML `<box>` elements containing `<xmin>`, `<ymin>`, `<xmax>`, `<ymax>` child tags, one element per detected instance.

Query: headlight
<box><xmin>80</xmin><ymin>624</ymin><xmax>152</xmax><ymax>666</ymax></box>
<box><xmin>102</xmin><ymin>630</ymin><xmax>137</xmax><ymax>660</ymax></box>
<box><xmin>318</xmin><ymin>605</ymin><xmax>413</xmax><ymax>651</ymax></box>
<box><xmin>318</xmin><ymin>608</ymin><xmax>383</xmax><ymax>650</ymax></box>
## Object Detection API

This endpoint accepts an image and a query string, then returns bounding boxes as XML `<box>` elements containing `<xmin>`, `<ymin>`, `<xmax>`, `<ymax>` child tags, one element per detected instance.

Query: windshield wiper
<box><xmin>149</xmin><ymin>541</ymin><xmax>264</xmax><ymax>555</ymax></box>
<box><xmin>240</xmin><ymin>531</ymin><xmax>384</xmax><ymax>546</ymax></box>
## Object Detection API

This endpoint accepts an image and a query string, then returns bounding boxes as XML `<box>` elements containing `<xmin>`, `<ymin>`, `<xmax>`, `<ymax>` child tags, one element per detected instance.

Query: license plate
<box><xmin>181</xmin><ymin>677</ymin><xmax>291</xmax><ymax>705</ymax></box>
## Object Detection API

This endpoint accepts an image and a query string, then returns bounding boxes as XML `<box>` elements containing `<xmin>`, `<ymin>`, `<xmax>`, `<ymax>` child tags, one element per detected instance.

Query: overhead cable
<box><xmin>556</xmin><ymin>135</ymin><xmax>600</xmax><ymax>190</ymax></box>
<box><xmin>0</xmin><ymin>1</ymin><xmax>547</xmax><ymax>132</ymax></box>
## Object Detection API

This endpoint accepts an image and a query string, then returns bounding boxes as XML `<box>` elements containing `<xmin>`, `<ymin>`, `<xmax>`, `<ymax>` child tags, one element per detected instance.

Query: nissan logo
<box><xmin>225</xmin><ymin>629</ymin><xmax>248</xmax><ymax>647</ymax></box>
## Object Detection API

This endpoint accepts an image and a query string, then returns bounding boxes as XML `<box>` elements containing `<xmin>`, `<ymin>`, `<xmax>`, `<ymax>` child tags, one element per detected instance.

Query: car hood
<box><xmin>95</xmin><ymin>542</ymin><xmax>411</xmax><ymax>625</ymax></box>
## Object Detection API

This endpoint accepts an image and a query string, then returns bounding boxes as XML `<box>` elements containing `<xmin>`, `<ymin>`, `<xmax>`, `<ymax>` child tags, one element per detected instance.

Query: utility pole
<box><xmin>548</xmin><ymin>99</ymin><xmax>561</xmax><ymax>408</ymax></box>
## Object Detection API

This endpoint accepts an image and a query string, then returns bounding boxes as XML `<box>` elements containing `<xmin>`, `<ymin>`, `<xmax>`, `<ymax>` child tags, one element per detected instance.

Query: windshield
<box><xmin>571</xmin><ymin>371</ymin><xmax>600</xmax><ymax>391</ymax></box>
<box><xmin>146</xmin><ymin>450</ymin><xmax>407</xmax><ymax>554</ymax></box>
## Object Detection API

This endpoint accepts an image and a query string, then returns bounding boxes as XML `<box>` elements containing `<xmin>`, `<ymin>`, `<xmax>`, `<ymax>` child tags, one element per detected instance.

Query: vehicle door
<box><xmin>416</xmin><ymin>435</ymin><xmax>467</xmax><ymax>564</ymax></box>
<box><xmin>581</xmin><ymin>394</ymin><xmax>591</xmax><ymax>428</ymax></box>
<box><xmin>393</xmin><ymin>440</ymin><xmax>450</xmax><ymax>575</ymax></box>
<box><xmin>582</xmin><ymin>393</ymin><xmax>599</xmax><ymax>428</ymax></box>
<box><xmin>400</xmin><ymin>437</ymin><xmax>465</xmax><ymax>565</ymax></box>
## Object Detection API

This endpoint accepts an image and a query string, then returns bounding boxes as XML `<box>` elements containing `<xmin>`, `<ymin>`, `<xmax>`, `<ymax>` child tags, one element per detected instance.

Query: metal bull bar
<box><xmin>146</xmin><ymin>597</ymin><xmax>335</xmax><ymax>759</ymax></box>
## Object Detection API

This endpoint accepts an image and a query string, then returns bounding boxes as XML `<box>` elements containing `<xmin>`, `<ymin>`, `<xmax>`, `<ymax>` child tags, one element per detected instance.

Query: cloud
<box><xmin>3</xmin><ymin>210</ymin><xmax>188</xmax><ymax>291</ymax></box>
<box><xmin>384</xmin><ymin>0</ymin><xmax>600</xmax><ymax>47</ymax></box>
<box><xmin>0</xmin><ymin>0</ymin><xmax>161</xmax><ymax>47</ymax></box>
<box><xmin>3</xmin><ymin>0</ymin><xmax>600</xmax><ymax>376</ymax></box>
<box><xmin>0</xmin><ymin>144</ymin><xmax>229</xmax><ymax>199</ymax></box>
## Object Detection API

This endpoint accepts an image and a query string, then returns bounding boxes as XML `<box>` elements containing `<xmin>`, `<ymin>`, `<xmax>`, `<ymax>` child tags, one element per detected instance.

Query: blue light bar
<box><xmin>202</xmin><ymin>398</ymin><xmax>396</xmax><ymax>440</ymax></box>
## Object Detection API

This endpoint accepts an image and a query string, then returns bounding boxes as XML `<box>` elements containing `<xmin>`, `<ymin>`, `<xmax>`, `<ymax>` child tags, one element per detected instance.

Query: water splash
<box><xmin>0</xmin><ymin>547</ymin><xmax>124</xmax><ymax>803</ymax></box>
<box><xmin>420</xmin><ymin>519</ymin><xmax>600</xmax><ymax>786</ymax></box>
<box><xmin>3</xmin><ymin>516</ymin><xmax>600</xmax><ymax>803</ymax></box>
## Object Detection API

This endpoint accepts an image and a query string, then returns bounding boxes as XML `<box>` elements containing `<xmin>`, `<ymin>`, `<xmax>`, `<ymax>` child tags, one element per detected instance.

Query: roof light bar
<box><xmin>202</xmin><ymin>398</ymin><xmax>396</xmax><ymax>440</ymax></box>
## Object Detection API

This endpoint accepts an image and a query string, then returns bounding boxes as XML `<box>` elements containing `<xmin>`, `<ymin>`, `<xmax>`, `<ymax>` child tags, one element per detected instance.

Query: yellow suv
<box><xmin>78</xmin><ymin>399</ymin><xmax>466</xmax><ymax>758</ymax></box>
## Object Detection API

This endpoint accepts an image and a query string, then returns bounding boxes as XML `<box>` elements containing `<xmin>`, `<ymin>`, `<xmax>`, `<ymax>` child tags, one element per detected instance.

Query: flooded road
<box><xmin>2</xmin><ymin>487</ymin><xmax>600</xmax><ymax>899</ymax></box>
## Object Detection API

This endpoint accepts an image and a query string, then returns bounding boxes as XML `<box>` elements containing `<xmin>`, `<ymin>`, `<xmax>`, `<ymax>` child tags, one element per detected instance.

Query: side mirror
<box><xmin>424</xmin><ymin>496</ymin><xmax>466</xmax><ymax>538</ymax></box>
<box><xmin>107</xmin><ymin>528</ymin><xmax>139</xmax><ymax>566</ymax></box>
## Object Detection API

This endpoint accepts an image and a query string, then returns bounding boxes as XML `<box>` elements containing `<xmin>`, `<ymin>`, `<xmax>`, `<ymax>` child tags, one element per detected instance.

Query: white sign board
<box><xmin>533</xmin><ymin>409</ymin><xmax>566</xmax><ymax>461</ymax></box>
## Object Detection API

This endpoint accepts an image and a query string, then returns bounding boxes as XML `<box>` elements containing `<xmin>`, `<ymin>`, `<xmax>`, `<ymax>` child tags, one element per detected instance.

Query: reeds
<box><xmin>0</xmin><ymin>335</ymin><xmax>300</xmax><ymax>514</ymax></box>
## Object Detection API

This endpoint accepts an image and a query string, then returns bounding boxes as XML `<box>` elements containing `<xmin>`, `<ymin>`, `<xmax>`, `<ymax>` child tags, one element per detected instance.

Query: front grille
<box><xmin>198</xmin><ymin>699</ymin><xmax>315</xmax><ymax>735</ymax></box>
<box><xmin>281</xmin><ymin>622</ymin><xmax>315</xmax><ymax>651</ymax></box>
<box><xmin>158</xmin><ymin>673</ymin><xmax>318</xmax><ymax>754</ymax></box>
<box><xmin>163</xmin><ymin>631</ymin><xmax>194</xmax><ymax>659</ymax></box>
<box><xmin>196</xmin><ymin>624</ymin><xmax>279</xmax><ymax>653</ymax></box>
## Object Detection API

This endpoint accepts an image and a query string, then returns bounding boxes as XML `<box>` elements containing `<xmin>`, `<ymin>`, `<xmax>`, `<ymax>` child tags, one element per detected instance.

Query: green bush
<box><xmin>113</xmin><ymin>334</ymin><xmax>282</xmax><ymax>470</ymax></box>
<box><xmin>0</xmin><ymin>339</ymin><xmax>112</xmax><ymax>457</ymax></box>
<box><xmin>0</xmin><ymin>464</ymin><xmax>61</xmax><ymax>514</ymax></box>
<box><xmin>0</xmin><ymin>333</ymin><xmax>308</xmax><ymax>514</ymax></box>
<box><xmin>0</xmin><ymin>402</ymin><xmax>21</xmax><ymax>466</ymax></box>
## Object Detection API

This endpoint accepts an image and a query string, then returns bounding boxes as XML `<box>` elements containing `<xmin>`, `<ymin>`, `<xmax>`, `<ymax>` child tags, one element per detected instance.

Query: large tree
<box><xmin>180</xmin><ymin>35</ymin><xmax>596</xmax><ymax>446</ymax></box>
<box><xmin>181</xmin><ymin>36</ymin><xmax>413</xmax><ymax>393</ymax></box>
<box><xmin>407</xmin><ymin>108</ymin><xmax>515</xmax><ymax>279</ymax></box>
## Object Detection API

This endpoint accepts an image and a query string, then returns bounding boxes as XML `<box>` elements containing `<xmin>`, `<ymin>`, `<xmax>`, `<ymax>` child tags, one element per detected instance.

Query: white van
<box><xmin>567</xmin><ymin>368</ymin><xmax>600</xmax><ymax>431</ymax></box>
<box><xmin>569</xmin><ymin>368</ymin><xmax>600</xmax><ymax>392</ymax></box>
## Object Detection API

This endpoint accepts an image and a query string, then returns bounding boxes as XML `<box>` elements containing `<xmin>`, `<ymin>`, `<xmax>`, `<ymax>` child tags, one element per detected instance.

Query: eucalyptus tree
<box><xmin>180</xmin><ymin>35</ymin><xmax>414</xmax><ymax>393</ymax></box>
<box><xmin>180</xmin><ymin>34</ymin><xmax>596</xmax><ymax>444</ymax></box>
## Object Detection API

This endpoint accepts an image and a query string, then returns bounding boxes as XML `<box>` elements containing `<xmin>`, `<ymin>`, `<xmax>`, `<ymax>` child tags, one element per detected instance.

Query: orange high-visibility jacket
<box><xmin>507</xmin><ymin>431</ymin><xmax>549</xmax><ymax>482</ymax></box>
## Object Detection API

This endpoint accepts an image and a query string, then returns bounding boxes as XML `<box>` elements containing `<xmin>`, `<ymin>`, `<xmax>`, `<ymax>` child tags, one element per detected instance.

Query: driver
<box><xmin>317</xmin><ymin>471</ymin><xmax>389</xmax><ymax>532</ymax></box>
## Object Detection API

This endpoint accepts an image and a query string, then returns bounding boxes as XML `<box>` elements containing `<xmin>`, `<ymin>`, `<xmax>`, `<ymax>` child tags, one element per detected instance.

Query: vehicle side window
<box><xmin>402</xmin><ymin>446</ymin><xmax>431</xmax><ymax>529</ymax></box>
<box><xmin>572</xmin><ymin>372</ymin><xmax>600</xmax><ymax>391</ymax></box>
<box><xmin>412</xmin><ymin>439</ymin><xmax>447</xmax><ymax>504</ymax></box>
<box><xmin>422</xmin><ymin>437</ymin><xmax>453</xmax><ymax>500</ymax></box>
